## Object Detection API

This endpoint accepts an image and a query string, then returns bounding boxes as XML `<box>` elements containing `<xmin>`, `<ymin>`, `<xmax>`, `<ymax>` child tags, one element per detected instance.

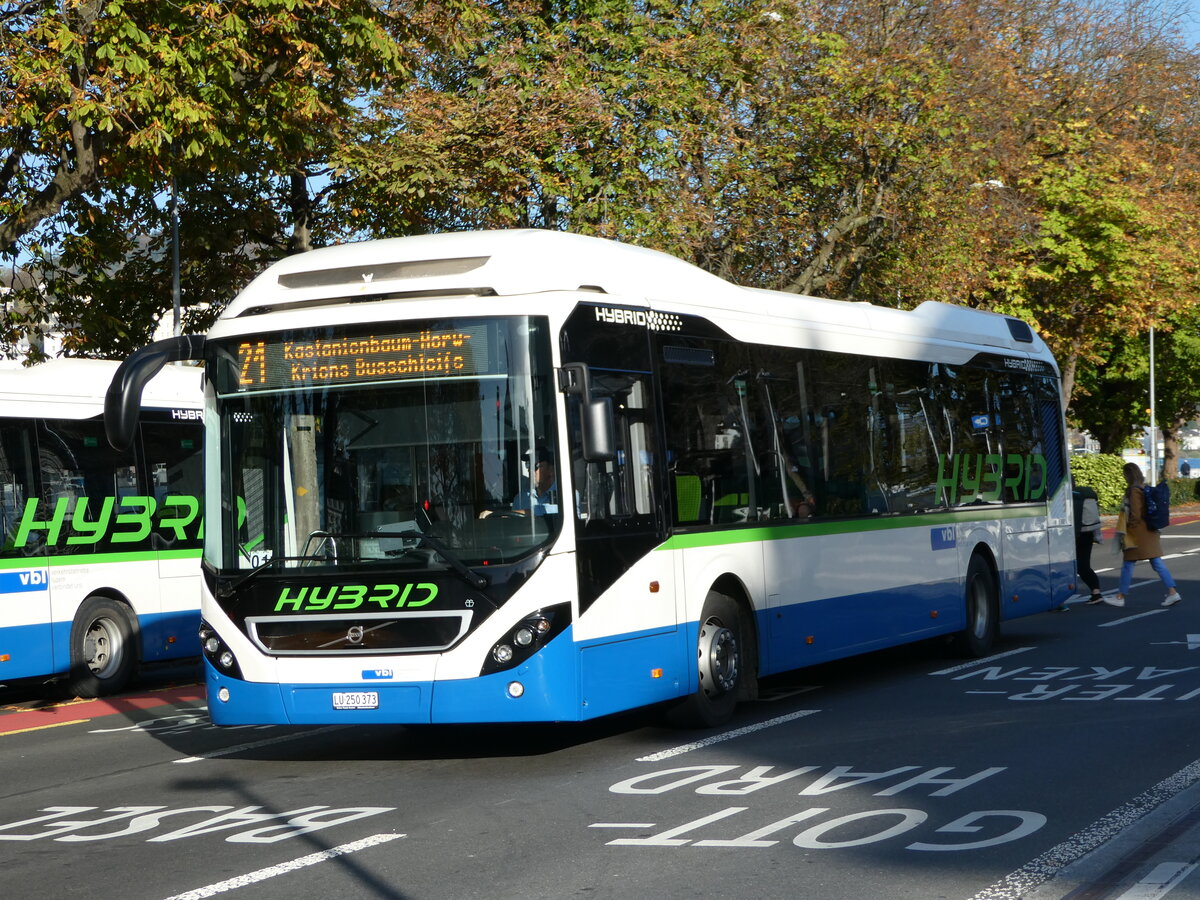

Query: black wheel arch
<box><xmin>708</xmin><ymin>573</ymin><xmax>760</xmax><ymax>703</ymax></box>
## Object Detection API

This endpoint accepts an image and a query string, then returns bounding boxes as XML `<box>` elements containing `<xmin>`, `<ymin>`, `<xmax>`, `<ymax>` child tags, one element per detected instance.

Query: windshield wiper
<box><xmin>216</xmin><ymin>555</ymin><xmax>282</xmax><ymax>599</ymax></box>
<box><xmin>392</xmin><ymin>530</ymin><xmax>489</xmax><ymax>590</ymax></box>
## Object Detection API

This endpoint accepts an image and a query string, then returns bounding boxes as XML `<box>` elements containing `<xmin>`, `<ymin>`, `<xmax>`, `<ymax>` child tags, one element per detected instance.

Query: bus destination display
<box><xmin>235</xmin><ymin>326</ymin><xmax>491</xmax><ymax>391</ymax></box>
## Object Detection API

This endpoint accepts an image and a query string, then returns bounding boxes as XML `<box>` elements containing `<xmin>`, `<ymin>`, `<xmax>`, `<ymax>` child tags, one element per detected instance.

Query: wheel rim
<box><xmin>82</xmin><ymin>616</ymin><xmax>124</xmax><ymax>680</ymax></box>
<box><xmin>697</xmin><ymin>618</ymin><xmax>739</xmax><ymax>697</ymax></box>
<box><xmin>968</xmin><ymin>575</ymin><xmax>990</xmax><ymax>640</ymax></box>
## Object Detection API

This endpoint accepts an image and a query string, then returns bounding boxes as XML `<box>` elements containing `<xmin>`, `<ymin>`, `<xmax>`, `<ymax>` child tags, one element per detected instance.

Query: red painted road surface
<box><xmin>0</xmin><ymin>685</ymin><xmax>205</xmax><ymax>736</ymax></box>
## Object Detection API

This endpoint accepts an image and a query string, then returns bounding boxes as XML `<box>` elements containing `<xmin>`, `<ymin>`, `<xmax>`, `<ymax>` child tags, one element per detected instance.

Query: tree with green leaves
<box><xmin>0</xmin><ymin>0</ymin><xmax>446</xmax><ymax>355</ymax></box>
<box><xmin>0</xmin><ymin>0</ymin><xmax>421</xmax><ymax>252</ymax></box>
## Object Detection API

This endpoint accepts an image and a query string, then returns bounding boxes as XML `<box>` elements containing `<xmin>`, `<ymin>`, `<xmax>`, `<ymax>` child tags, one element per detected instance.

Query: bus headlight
<box><xmin>481</xmin><ymin>604</ymin><xmax>571</xmax><ymax>676</ymax></box>
<box><xmin>199</xmin><ymin>621</ymin><xmax>244</xmax><ymax>680</ymax></box>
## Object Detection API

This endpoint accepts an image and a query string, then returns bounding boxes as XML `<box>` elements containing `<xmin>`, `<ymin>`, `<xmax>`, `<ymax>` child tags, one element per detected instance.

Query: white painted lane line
<box><xmin>161</xmin><ymin>832</ymin><xmax>405</xmax><ymax>899</ymax></box>
<box><xmin>636</xmin><ymin>710</ymin><xmax>820</xmax><ymax>762</ymax></box>
<box><xmin>928</xmin><ymin>646</ymin><xmax>1034</xmax><ymax>677</ymax></box>
<box><xmin>968</xmin><ymin>757</ymin><xmax>1200</xmax><ymax>899</ymax></box>
<box><xmin>174</xmin><ymin>726</ymin><xmax>349</xmax><ymax>763</ymax></box>
<box><xmin>1100</xmin><ymin>609</ymin><xmax>1169</xmax><ymax>627</ymax></box>
<box><xmin>1114</xmin><ymin>861</ymin><xmax>1198</xmax><ymax>899</ymax></box>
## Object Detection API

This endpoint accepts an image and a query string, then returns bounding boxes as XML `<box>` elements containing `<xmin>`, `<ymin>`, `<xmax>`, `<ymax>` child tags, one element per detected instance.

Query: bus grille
<box><xmin>246</xmin><ymin>611</ymin><xmax>472</xmax><ymax>655</ymax></box>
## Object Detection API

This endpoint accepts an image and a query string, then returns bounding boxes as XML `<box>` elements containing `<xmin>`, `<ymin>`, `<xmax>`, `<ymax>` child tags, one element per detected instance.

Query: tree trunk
<box><xmin>1162</xmin><ymin>416</ymin><xmax>1187</xmax><ymax>478</ymax></box>
<box><xmin>287</xmin><ymin>171</ymin><xmax>313</xmax><ymax>255</ymax></box>
<box><xmin>1059</xmin><ymin>350</ymin><xmax>1078</xmax><ymax>412</ymax></box>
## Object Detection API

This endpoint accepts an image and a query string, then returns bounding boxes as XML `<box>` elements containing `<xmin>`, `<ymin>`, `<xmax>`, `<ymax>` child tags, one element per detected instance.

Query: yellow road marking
<box><xmin>2</xmin><ymin>718</ymin><xmax>91</xmax><ymax>735</ymax></box>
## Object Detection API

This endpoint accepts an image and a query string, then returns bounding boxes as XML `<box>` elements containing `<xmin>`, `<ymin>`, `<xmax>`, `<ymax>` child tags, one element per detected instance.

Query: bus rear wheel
<box><xmin>68</xmin><ymin>597</ymin><xmax>137</xmax><ymax>698</ymax></box>
<box><xmin>668</xmin><ymin>591</ymin><xmax>743</xmax><ymax>728</ymax></box>
<box><xmin>952</xmin><ymin>555</ymin><xmax>998</xmax><ymax>657</ymax></box>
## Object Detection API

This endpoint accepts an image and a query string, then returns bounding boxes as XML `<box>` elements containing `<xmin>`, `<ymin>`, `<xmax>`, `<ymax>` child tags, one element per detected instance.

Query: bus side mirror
<box><xmin>558</xmin><ymin>362</ymin><xmax>615</xmax><ymax>463</ymax></box>
<box><xmin>106</xmin><ymin>334</ymin><xmax>206</xmax><ymax>451</ymax></box>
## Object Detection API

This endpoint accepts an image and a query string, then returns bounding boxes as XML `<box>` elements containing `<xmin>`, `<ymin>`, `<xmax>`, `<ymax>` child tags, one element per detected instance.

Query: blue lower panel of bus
<box><xmin>0</xmin><ymin>622</ymin><xmax>55</xmax><ymax>680</ymax></box>
<box><xmin>204</xmin><ymin>561</ymin><xmax>1056</xmax><ymax>726</ymax></box>
<box><xmin>206</xmin><ymin>624</ymin><xmax>689</xmax><ymax>726</ymax></box>
<box><xmin>760</xmin><ymin>578</ymin><xmax>964</xmax><ymax>675</ymax></box>
<box><xmin>1</xmin><ymin>610</ymin><xmax>198</xmax><ymax>683</ymax></box>
<box><xmin>138</xmin><ymin>610</ymin><xmax>202</xmax><ymax>662</ymax></box>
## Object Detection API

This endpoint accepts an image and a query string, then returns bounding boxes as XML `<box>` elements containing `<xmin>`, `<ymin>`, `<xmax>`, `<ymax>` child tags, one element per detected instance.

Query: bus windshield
<box><xmin>205</xmin><ymin>315</ymin><xmax>560</xmax><ymax>572</ymax></box>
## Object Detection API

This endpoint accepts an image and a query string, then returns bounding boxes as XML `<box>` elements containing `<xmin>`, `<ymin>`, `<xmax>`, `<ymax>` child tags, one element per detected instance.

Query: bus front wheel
<box><xmin>68</xmin><ymin>597</ymin><xmax>137</xmax><ymax>698</ymax></box>
<box><xmin>668</xmin><ymin>591</ymin><xmax>743</xmax><ymax>728</ymax></box>
<box><xmin>952</xmin><ymin>555</ymin><xmax>998</xmax><ymax>657</ymax></box>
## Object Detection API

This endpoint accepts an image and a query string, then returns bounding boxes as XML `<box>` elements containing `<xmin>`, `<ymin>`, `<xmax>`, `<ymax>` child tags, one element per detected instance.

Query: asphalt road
<box><xmin>8</xmin><ymin>530</ymin><xmax>1200</xmax><ymax>899</ymax></box>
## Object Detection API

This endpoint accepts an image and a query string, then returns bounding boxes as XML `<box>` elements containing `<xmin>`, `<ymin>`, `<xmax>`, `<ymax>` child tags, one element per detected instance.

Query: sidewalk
<box><xmin>1097</xmin><ymin>502</ymin><xmax>1200</xmax><ymax>541</ymax></box>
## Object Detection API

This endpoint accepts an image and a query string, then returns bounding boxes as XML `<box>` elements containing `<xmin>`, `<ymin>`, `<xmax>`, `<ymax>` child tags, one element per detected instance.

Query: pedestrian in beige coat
<box><xmin>1109</xmin><ymin>462</ymin><xmax>1181</xmax><ymax>608</ymax></box>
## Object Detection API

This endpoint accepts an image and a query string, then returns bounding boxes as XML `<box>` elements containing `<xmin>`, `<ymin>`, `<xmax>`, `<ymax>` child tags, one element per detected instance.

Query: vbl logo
<box><xmin>19</xmin><ymin>570</ymin><xmax>46</xmax><ymax>586</ymax></box>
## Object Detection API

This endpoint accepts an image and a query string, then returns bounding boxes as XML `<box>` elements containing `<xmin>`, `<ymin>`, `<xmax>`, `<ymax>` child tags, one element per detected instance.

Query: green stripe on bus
<box><xmin>0</xmin><ymin>550</ymin><xmax>203</xmax><ymax>569</ymax></box>
<box><xmin>660</xmin><ymin>505</ymin><xmax>1048</xmax><ymax>550</ymax></box>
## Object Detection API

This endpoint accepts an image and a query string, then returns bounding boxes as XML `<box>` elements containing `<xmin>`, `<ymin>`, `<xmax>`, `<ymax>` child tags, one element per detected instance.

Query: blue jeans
<box><xmin>1119</xmin><ymin>557</ymin><xmax>1177</xmax><ymax>595</ymax></box>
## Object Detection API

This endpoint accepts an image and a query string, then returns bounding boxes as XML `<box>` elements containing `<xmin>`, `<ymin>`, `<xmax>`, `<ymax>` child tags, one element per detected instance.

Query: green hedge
<box><xmin>1069</xmin><ymin>454</ymin><xmax>1127</xmax><ymax>510</ymax></box>
<box><xmin>1070</xmin><ymin>454</ymin><xmax>1199</xmax><ymax>512</ymax></box>
<box><xmin>1168</xmin><ymin>477</ymin><xmax>1199</xmax><ymax>506</ymax></box>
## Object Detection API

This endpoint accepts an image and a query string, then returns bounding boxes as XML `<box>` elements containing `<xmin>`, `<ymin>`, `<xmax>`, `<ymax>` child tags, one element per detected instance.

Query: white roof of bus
<box><xmin>220</xmin><ymin>229</ymin><xmax>1053</xmax><ymax>363</ymax></box>
<box><xmin>0</xmin><ymin>357</ymin><xmax>201</xmax><ymax>417</ymax></box>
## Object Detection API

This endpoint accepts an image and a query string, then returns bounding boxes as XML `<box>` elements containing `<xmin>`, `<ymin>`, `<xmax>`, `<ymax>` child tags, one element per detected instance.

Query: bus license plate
<box><xmin>332</xmin><ymin>691</ymin><xmax>378</xmax><ymax>710</ymax></box>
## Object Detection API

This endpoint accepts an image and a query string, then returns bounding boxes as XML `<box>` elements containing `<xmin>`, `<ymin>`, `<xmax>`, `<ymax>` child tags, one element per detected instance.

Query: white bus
<box><xmin>0</xmin><ymin>358</ymin><xmax>203</xmax><ymax>696</ymax></box>
<box><xmin>106</xmin><ymin>231</ymin><xmax>1073</xmax><ymax>727</ymax></box>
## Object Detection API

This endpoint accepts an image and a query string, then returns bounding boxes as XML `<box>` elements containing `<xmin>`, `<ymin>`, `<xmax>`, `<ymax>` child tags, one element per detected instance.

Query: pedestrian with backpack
<box><xmin>1072</xmin><ymin>478</ymin><xmax>1104</xmax><ymax>605</ymax></box>
<box><xmin>1110</xmin><ymin>462</ymin><xmax>1182</xmax><ymax>608</ymax></box>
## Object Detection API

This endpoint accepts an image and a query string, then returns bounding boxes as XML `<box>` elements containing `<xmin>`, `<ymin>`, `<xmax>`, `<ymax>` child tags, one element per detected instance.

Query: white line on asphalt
<box><xmin>967</xmin><ymin>757</ymin><xmax>1200</xmax><ymax>900</ymax></box>
<box><xmin>1099</xmin><ymin>609</ymin><xmax>1168</xmax><ymax>627</ymax></box>
<box><xmin>173</xmin><ymin>726</ymin><xmax>349</xmax><ymax>763</ymax></box>
<box><xmin>1115</xmin><ymin>862</ymin><xmax>1197</xmax><ymax>899</ymax></box>
<box><xmin>927</xmin><ymin>646</ymin><xmax>1035</xmax><ymax>677</ymax></box>
<box><xmin>160</xmin><ymin>832</ymin><xmax>406</xmax><ymax>899</ymax></box>
<box><xmin>636</xmin><ymin>709</ymin><xmax>820</xmax><ymax>762</ymax></box>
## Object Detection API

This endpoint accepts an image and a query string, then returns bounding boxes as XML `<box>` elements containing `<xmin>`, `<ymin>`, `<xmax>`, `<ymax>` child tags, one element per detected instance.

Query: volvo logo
<box><xmin>346</xmin><ymin>625</ymin><xmax>365</xmax><ymax>644</ymax></box>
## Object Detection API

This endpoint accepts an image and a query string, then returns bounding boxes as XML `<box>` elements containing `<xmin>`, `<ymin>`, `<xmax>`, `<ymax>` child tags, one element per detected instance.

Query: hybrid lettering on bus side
<box><xmin>12</xmin><ymin>494</ymin><xmax>203</xmax><ymax>548</ymax></box>
<box><xmin>936</xmin><ymin>452</ymin><xmax>1047</xmax><ymax>504</ymax></box>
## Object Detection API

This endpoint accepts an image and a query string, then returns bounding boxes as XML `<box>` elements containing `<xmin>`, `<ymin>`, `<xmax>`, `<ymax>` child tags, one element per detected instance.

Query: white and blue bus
<box><xmin>0</xmin><ymin>358</ymin><xmax>203</xmax><ymax>696</ymax></box>
<box><xmin>106</xmin><ymin>231</ymin><xmax>1073</xmax><ymax>726</ymax></box>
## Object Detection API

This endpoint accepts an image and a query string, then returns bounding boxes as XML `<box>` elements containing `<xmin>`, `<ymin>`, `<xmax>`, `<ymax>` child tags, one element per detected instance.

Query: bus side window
<box><xmin>750</xmin><ymin>347</ymin><xmax>817</xmax><ymax>522</ymax></box>
<box><xmin>140</xmin><ymin>421</ymin><xmax>204</xmax><ymax>548</ymax></box>
<box><xmin>40</xmin><ymin>419</ymin><xmax>141</xmax><ymax>553</ymax></box>
<box><xmin>0</xmin><ymin>421</ymin><xmax>38</xmax><ymax>557</ymax></box>
<box><xmin>874</xmin><ymin>360</ymin><xmax>942</xmax><ymax>513</ymax></box>
<box><xmin>569</xmin><ymin>371</ymin><xmax>657</xmax><ymax>526</ymax></box>
<box><xmin>937</xmin><ymin>365</ymin><xmax>1002</xmax><ymax>506</ymax></box>
<box><xmin>809</xmin><ymin>355</ymin><xmax>873</xmax><ymax>517</ymax></box>
<box><xmin>660</xmin><ymin>339</ymin><xmax>754</xmax><ymax>527</ymax></box>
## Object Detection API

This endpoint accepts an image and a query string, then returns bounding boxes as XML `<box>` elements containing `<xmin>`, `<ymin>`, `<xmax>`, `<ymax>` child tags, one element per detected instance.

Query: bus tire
<box><xmin>67</xmin><ymin>597</ymin><xmax>137</xmax><ymax>698</ymax></box>
<box><xmin>952</xmin><ymin>555</ymin><xmax>998</xmax><ymax>657</ymax></box>
<box><xmin>668</xmin><ymin>591</ymin><xmax>743</xmax><ymax>728</ymax></box>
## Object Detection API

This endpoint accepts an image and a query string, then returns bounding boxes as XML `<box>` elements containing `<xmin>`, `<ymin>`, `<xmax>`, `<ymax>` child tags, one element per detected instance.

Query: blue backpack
<box><xmin>1143</xmin><ymin>482</ymin><xmax>1170</xmax><ymax>531</ymax></box>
